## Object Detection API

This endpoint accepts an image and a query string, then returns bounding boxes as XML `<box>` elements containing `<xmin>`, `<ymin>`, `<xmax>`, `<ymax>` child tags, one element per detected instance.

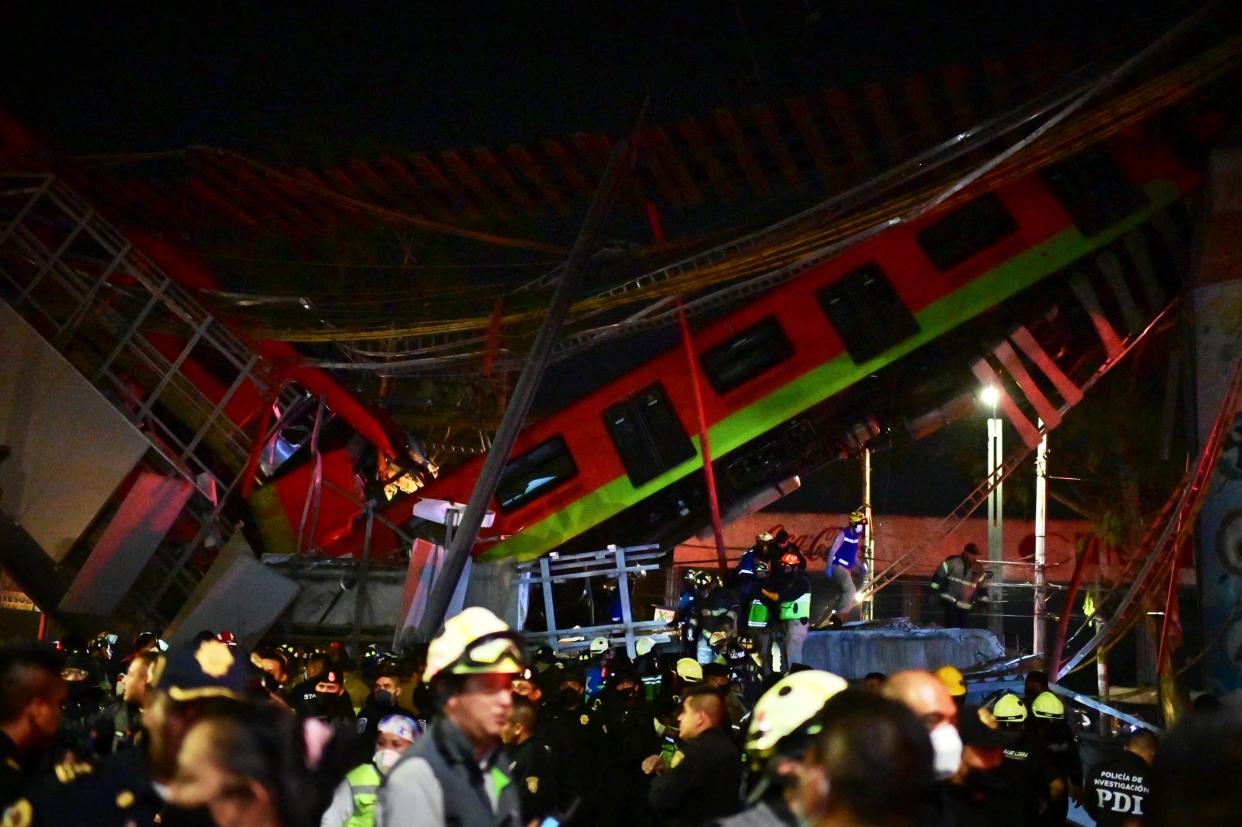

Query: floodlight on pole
<box><xmin>979</xmin><ymin>385</ymin><xmax>1001</xmax><ymax>408</ymax></box>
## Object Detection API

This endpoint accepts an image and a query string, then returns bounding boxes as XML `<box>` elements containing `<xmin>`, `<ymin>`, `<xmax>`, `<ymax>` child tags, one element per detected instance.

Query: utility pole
<box><xmin>862</xmin><ymin>447</ymin><xmax>875</xmax><ymax>621</ymax></box>
<box><xmin>985</xmin><ymin>390</ymin><xmax>1005</xmax><ymax>639</ymax></box>
<box><xmin>1034</xmin><ymin>421</ymin><xmax>1048</xmax><ymax>662</ymax></box>
<box><xmin>412</xmin><ymin>139</ymin><xmax>630</xmax><ymax>643</ymax></box>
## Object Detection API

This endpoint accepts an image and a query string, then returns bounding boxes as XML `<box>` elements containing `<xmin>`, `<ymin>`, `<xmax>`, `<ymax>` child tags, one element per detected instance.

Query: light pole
<box><xmin>1033</xmin><ymin>421</ymin><xmax>1048</xmax><ymax>662</ymax></box>
<box><xmin>980</xmin><ymin>385</ymin><xmax>1004</xmax><ymax>639</ymax></box>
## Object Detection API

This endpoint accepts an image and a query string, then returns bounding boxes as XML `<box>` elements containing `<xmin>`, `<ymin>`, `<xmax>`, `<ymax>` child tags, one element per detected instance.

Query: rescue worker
<box><xmin>715</xmin><ymin>670</ymin><xmax>847</xmax><ymax>827</ymax></box>
<box><xmin>941</xmin><ymin>705</ymin><xmax>1022</xmax><ymax>827</ymax></box>
<box><xmin>1084</xmin><ymin>729</ymin><xmax>1155</xmax><ymax>827</ymax></box>
<box><xmin>589</xmin><ymin>669</ymin><xmax>658</xmax><ymax>827</ymax></box>
<box><xmin>698</xmin><ymin>580</ymin><xmax>740</xmax><ymax>665</ymax></box>
<box><xmin>992</xmin><ymin>693</ymin><xmax>1063</xmax><ymax>827</ymax></box>
<box><xmin>930</xmin><ymin>543</ymin><xmax>990</xmax><ymax>628</ymax></box>
<box><xmin>767</xmin><ymin>548</ymin><xmax>811</xmax><ymax>672</ymax></box>
<box><xmin>1028</xmin><ymin>690</ymin><xmax>1081</xmax><ymax>824</ymax></box>
<box><xmin>501</xmin><ymin>696</ymin><xmax>557</xmax><ymax>825</ymax></box>
<box><xmin>814</xmin><ymin>510</ymin><xmax>867</xmax><ymax>629</ymax></box>
<box><xmin>643</xmin><ymin>687</ymin><xmax>743</xmax><ymax>826</ymax></box>
<box><xmin>0</xmin><ymin>644</ymin><xmax>66</xmax><ymax>810</ymax></box>
<box><xmin>379</xmin><ymin>607</ymin><xmax>526</xmax><ymax>827</ymax></box>
<box><xmin>675</xmin><ymin>571</ymin><xmax>712</xmax><ymax>656</ymax></box>
<box><xmin>6</xmin><ymin>638</ymin><xmax>252</xmax><ymax>826</ymax></box>
<box><xmin>321</xmin><ymin>714</ymin><xmax>419</xmax><ymax>827</ymax></box>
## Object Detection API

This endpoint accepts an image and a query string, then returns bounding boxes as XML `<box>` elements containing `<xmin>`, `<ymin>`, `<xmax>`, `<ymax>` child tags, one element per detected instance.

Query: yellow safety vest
<box><xmin>344</xmin><ymin>762</ymin><xmax>382</xmax><ymax>827</ymax></box>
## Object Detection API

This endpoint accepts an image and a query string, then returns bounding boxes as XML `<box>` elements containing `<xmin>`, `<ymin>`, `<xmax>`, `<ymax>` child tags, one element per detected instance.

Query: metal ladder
<box><xmin>0</xmin><ymin>172</ymin><xmax>304</xmax><ymax>622</ymax></box>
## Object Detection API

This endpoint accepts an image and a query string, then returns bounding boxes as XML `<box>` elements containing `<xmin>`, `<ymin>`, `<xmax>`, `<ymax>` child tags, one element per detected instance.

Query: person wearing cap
<box><xmin>591</xmin><ymin>669</ymin><xmax>660</xmax><ymax>827</ymax></box>
<box><xmin>322</xmin><ymin>713</ymin><xmax>420</xmax><ymax>827</ymax></box>
<box><xmin>714</xmin><ymin>670</ymin><xmax>847</xmax><ymax>827</ymax></box>
<box><xmin>643</xmin><ymin>685</ymin><xmax>743</xmax><ymax>826</ymax></box>
<box><xmin>930</xmin><ymin>543</ymin><xmax>990</xmax><ymax>628</ymax></box>
<box><xmin>378</xmin><ymin>607</ymin><xmax>526</xmax><ymax>827</ymax></box>
<box><xmin>539</xmin><ymin>663</ymin><xmax>597</xmax><ymax>821</ymax></box>
<box><xmin>292</xmin><ymin>668</ymin><xmax>356</xmax><ymax>726</ymax></box>
<box><xmin>7</xmin><ymin>638</ymin><xmax>252</xmax><ymax>827</ymax></box>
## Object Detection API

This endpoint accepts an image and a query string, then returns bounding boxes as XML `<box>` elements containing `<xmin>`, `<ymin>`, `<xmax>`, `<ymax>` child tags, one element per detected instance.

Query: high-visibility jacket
<box><xmin>344</xmin><ymin>762</ymin><xmax>382</xmax><ymax>827</ymax></box>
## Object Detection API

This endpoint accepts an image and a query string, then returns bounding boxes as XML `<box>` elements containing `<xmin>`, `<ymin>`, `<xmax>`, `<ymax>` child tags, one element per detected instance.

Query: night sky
<box><xmin>0</xmin><ymin>1</ymin><xmax>1196</xmax><ymax>519</ymax></box>
<box><xmin>1</xmin><ymin>1</ymin><xmax>1195</xmax><ymax>161</ymax></box>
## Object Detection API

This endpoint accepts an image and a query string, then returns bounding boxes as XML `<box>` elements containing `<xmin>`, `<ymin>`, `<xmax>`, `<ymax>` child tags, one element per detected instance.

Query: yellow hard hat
<box><xmin>675</xmin><ymin>657</ymin><xmax>703</xmax><ymax>682</ymax></box>
<box><xmin>746</xmin><ymin>670</ymin><xmax>848</xmax><ymax>760</ymax></box>
<box><xmin>992</xmin><ymin>693</ymin><xmax>1028</xmax><ymax>723</ymax></box>
<box><xmin>934</xmin><ymin>665</ymin><xmax>967</xmax><ymax>697</ymax></box>
<box><xmin>1031</xmin><ymin>691</ymin><xmax>1065</xmax><ymax>719</ymax></box>
<box><xmin>423</xmin><ymin>607</ymin><xmax>526</xmax><ymax>682</ymax></box>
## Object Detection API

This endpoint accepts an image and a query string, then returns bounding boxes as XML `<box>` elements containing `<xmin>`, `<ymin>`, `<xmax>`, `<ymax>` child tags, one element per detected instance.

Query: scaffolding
<box><xmin>516</xmin><ymin>543</ymin><xmax>673</xmax><ymax>659</ymax></box>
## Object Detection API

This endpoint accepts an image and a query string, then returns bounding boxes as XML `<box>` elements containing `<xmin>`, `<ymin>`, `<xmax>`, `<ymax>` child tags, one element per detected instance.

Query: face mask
<box><xmin>373</xmin><ymin>689</ymin><xmax>395</xmax><ymax>707</ymax></box>
<box><xmin>374</xmin><ymin>748</ymin><xmax>403</xmax><ymax>775</ymax></box>
<box><xmin>930</xmin><ymin>722</ymin><xmax>964</xmax><ymax>780</ymax></box>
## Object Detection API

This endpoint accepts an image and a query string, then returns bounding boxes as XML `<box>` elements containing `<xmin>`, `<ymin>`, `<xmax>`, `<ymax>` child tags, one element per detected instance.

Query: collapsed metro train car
<box><xmin>252</xmin><ymin>124</ymin><xmax>1200</xmax><ymax>564</ymax></box>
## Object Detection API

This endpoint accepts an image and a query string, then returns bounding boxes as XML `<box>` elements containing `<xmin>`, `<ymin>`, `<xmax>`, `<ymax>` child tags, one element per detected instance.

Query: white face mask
<box><xmin>374</xmin><ymin>748</ymin><xmax>404</xmax><ymax>775</ymax></box>
<box><xmin>930</xmin><ymin>723</ymin><xmax>964</xmax><ymax>780</ymax></box>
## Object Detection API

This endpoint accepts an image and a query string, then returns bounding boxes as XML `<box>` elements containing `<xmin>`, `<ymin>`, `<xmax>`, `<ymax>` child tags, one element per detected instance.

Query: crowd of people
<box><xmin>0</xmin><ymin>614</ymin><xmax>1239</xmax><ymax>827</ymax></box>
<box><xmin>0</xmin><ymin>533</ymin><xmax>1240</xmax><ymax>826</ymax></box>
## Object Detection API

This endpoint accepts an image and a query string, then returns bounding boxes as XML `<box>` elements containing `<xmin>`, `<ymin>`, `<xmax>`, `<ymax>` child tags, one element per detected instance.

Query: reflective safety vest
<box><xmin>748</xmin><ymin>599</ymin><xmax>770</xmax><ymax>628</ymax></box>
<box><xmin>344</xmin><ymin>762</ymin><xmax>382</xmax><ymax>827</ymax></box>
<box><xmin>779</xmin><ymin>592</ymin><xmax>811</xmax><ymax>621</ymax></box>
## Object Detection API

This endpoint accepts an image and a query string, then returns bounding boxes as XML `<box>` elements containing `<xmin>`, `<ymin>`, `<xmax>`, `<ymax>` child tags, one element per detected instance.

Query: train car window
<box><xmin>916</xmin><ymin>193</ymin><xmax>1019</xmax><ymax>271</ymax></box>
<box><xmin>700</xmin><ymin>316</ymin><xmax>795</xmax><ymax>394</ymax></box>
<box><xmin>1039</xmin><ymin>147</ymin><xmax>1148</xmax><ymax>237</ymax></box>
<box><xmin>496</xmin><ymin>435</ymin><xmax>578</xmax><ymax>513</ymax></box>
<box><xmin>605</xmin><ymin>383</ymin><xmax>696</xmax><ymax>487</ymax></box>
<box><xmin>817</xmin><ymin>263</ymin><xmax>920</xmax><ymax>364</ymax></box>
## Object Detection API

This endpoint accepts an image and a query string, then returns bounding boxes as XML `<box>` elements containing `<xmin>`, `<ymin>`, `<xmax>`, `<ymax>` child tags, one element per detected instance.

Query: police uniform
<box><xmin>3</xmin><ymin>639</ymin><xmax>251</xmax><ymax>827</ymax></box>
<box><xmin>648</xmin><ymin>725</ymin><xmax>743</xmax><ymax>827</ymax></box>
<box><xmin>507</xmin><ymin>734</ymin><xmax>557</xmax><ymax>823</ymax></box>
<box><xmin>0</xmin><ymin>733</ymin><xmax>30</xmax><ymax>811</ymax></box>
<box><xmin>1083</xmin><ymin>750</ymin><xmax>1151</xmax><ymax>827</ymax></box>
<box><xmin>998</xmin><ymin>731</ymin><xmax>1060</xmax><ymax>827</ymax></box>
<box><xmin>4</xmin><ymin>745</ymin><xmax>213</xmax><ymax>827</ymax></box>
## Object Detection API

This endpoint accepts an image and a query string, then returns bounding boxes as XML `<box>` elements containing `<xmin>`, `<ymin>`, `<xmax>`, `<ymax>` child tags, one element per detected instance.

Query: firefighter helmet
<box><xmin>423</xmin><ymin>607</ymin><xmax>526</xmax><ymax>682</ymax></box>
<box><xmin>992</xmin><ymin>693</ymin><xmax>1028</xmax><ymax>723</ymax></box>
<box><xmin>1031</xmin><ymin>691</ymin><xmax>1065</xmax><ymax>719</ymax></box>
<box><xmin>756</xmin><ymin>531</ymin><xmax>773</xmax><ymax>544</ymax></box>
<box><xmin>746</xmin><ymin>670</ymin><xmax>848</xmax><ymax>761</ymax></box>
